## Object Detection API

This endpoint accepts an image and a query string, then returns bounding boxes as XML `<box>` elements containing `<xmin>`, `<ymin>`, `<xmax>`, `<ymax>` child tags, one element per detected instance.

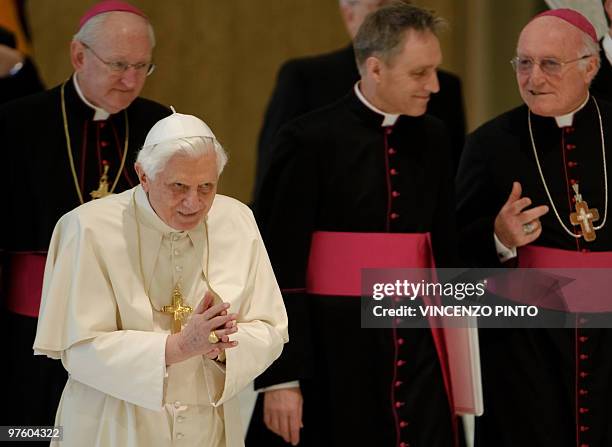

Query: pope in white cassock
<box><xmin>33</xmin><ymin>111</ymin><xmax>289</xmax><ymax>447</ymax></box>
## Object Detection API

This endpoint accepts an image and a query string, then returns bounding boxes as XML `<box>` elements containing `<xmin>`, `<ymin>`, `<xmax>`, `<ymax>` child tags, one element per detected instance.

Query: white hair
<box><xmin>578</xmin><ymin>32</ymin><xmax>600</xmax><ymax>76</ymax></box>
<box><xmin>73</xmin><ymin>11</ymin><xmax>155</xmax><ymax>48</ymax></box>
<box><xmin>136</xmin><ymin>137</ymin><xmax>229</xmax><ymax>180</ymax></box>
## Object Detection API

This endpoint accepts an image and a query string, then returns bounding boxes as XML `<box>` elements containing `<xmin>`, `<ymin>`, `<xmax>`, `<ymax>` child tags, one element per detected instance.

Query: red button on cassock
<box><xmin>579</xmin><ymin>407</ymin><xmax>589</xmax><ymax>414</ymax></box>
<box><xmin>400</xmin><ymin>421</ymin><xmax>409</xmax><ymax>428</ymax></box>
<box><xmin>392</xmin><ymin>191</ymin><xmax>400</xmax><ymax>198</ymax></box>
<box><xmin>388</xmin><ymin>148</ymin><xmax>397</xmax><ymax>155</ymax></box>
<box><xmin>580</xmin><ymin>354</ymin><xmax>589</xmax><ymax>360</ymax></box>
<box><xmin>397</xmin><ymin>338</ymin><xmax>405</xmax><ymax>345</ymax></box>
<box><xmin>390</xmin><ymin>168</ymin><xmax>398</xmax><ymax>175</ymax></box>
<box><xmin>395</xmin><ymin>401</ymin><xmax>405</xmax><ymax>408</ymax></box>
<box><xmin>391</xmin><ymin>213</ymin><xmax>399</xmax><ymax>220</ymax></box>
<box><xmin>397</xmin><ymin>360</ymin><xmax>406</xmax><ymax>367</ymax></box>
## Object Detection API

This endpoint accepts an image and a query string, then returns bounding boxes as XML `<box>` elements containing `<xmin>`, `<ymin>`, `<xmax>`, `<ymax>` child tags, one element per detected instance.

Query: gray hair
<box><xmin>136</xmin><ymin>137</ymin><xmax>229</xmax><ymax>180</ymax></box>
<box><xmin>579</xmin><ymin>33</ymin><xmax>601</xmax><ymax>76</ymax></box>
<box><xmin>73</xmin><ymin>11</ymin><xmax>156</xmax><ymax>48</ymax></box>
<box><xmin>353</xmin><ymin>3</ymin><xmax>445</xmax><ymax>74</ymax></box>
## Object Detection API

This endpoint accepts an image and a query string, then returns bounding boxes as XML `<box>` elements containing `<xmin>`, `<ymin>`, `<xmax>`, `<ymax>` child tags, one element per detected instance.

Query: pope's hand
<box><xmin>263</xmin><ymin>387</ymin><xmax>303</xmax><ymax>446</ymax></box>
<box><xmin>494</xmin><ymin>181</ymin><xmax>549</xmax><ymax>249</ymax></box>
<box><xmin>165</xmin><ymin>292</ymin><xmax>238</xmax><ymax>365</ymax></box>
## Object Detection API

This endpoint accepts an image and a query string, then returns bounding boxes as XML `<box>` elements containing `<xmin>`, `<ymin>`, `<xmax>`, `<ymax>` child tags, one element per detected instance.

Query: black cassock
<box><xmin>0</xmin><ymin>77</ymin><xmax>169</xmax><ymax>436</ymax></box>
<box><xmin>253</xmin><ymin>44</ymin><xmax>466</xmax><ymax>200</ymax></box>
<box><xmin>457</xmin><ymin>97</ymin><xmax>612</xmax><ymax>447</ymax></box>
<box><xmin>247</xmin><ymin>91</ymin><xmax>459</xmax><ymax>447</ymax></box>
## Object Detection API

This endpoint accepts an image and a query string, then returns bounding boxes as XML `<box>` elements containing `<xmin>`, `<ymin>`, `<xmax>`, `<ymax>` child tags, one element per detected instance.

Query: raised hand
<box><xmin>494</xmin><ymin>181</ymin><xmax>549</xmax><ymax>248</ymax></box>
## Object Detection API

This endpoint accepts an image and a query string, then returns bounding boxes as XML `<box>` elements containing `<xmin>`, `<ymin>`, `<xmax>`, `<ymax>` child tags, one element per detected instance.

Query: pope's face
<box><xmin>372</xmin><ymin>30</ymin><xmax>441</xmax><ymax>117</ymax></box>
<box><xmin>516</xmin><ymin>17</ymin><xmax>596</xmax><ymax>117</ymax></box>
<box><xmin>138</xmin><ymin>151</ymin><xmax>219</xmax><ymax>231</ymax></box>
<box><xmin>71</xmin><ymin>13</ymin><xmax>152</xmax><ymax>114</ymax></box>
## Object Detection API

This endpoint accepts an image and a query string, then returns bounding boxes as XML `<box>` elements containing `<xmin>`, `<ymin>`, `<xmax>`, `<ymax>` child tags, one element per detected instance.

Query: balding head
<box><xmin>70</xmin><ymin>11</ymin><xmax>155</xmax><ymax>113</ymax></box>
<box><xmin>514</xmin><ymin>15</ymin><xmax>599</xmax><ymax>116</ymax></box>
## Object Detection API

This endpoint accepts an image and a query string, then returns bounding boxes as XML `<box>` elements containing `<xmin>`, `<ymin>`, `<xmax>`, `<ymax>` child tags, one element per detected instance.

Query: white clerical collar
<box><xmin>354</xmin><ymin>82</ymin><xmax>400</xmax><ymax>126</ymax></box>
<box><xmin>72</xmin><ymin>74</ymin><xmax>111</xmax><ymax>121</ymax></box>
<box><xmin>553</xmin><ymin>93</ymin><xmax>590</xmax><ymax>128</ymax></box>
<box><xmin>603</xmin><ymin>34</ymin><xmax>612</xmax><ymax>68</ymax></box>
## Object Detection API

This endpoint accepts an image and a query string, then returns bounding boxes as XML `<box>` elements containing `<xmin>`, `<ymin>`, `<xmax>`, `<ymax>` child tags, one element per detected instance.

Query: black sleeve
<box><xmin>430</xmin><ymin>71</ymin><xmax>466</xmax><ymax>175</ymax></box>
<box><xmin>252</xmin><ymin>60</ymin><xmax>309</xmax><ymax>201</ymax></box>
<box><xmin>446</xmin><ymin>76</ymin><xmax>467</xmax><ymax>175</ymax></box>
<box><xmin>428</xmin><ymin>119</ymin><xmax>459</xmax><ymax>268</ymax></box>
<box><xmin>253</xmin><ymin>124</ymin><xmax>317</xmax><ymax>388</ymax></box>
<box><xmin>455</xmin><ymin>128</ymin><xmax>505</xmax><ymax>267</ymax></box>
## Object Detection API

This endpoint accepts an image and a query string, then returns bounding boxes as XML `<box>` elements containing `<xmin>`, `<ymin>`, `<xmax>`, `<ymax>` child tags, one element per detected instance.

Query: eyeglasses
<box><xmin>81</xmin><ymin>42</ymin><xmax>156</xmax><ymax>76</ymax></box>
<box><xmin>510</xmin><ymin>55</ymin><xmax>592</xmax><ymax>76</ymax></box>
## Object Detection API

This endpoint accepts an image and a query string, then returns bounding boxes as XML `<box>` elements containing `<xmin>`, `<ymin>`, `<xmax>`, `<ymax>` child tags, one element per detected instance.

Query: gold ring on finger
<box><xmin>522</xmin><ymin>222</ymin><xmax>536</xmax><ymax>235</ymax></box>
<box><xmin>208</xmin><ymin>331</ymin><xmax>220</xmax><ymax>344</ymax></box>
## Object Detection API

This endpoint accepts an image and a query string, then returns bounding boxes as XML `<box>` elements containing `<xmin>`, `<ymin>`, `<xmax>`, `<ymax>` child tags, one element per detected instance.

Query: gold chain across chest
<box><xmin>61</xmin><ymin>81</ymin><xmax>129</xmax><ymax>204</ymax></box>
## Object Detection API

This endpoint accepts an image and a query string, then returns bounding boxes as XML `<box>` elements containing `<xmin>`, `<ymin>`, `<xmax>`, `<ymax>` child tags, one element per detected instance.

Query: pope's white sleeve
<box><xmin>205</xmin><ymin>209</ymin><xmax>289</xmax><ymax>407</ymax></box>
<box><xmin>61</xmin><ymin>331</ymin><xmax>169</xmax><ymax>411</ymax></box>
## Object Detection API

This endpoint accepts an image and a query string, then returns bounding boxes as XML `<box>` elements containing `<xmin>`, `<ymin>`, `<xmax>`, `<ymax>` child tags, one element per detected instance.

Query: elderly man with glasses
<box><xmin>0</xmin><ymin>0</ymin><xmax>169</xmax><ymax>437</ymax></box>
<box><xmin>457</xmin><ymin>9</ymin><xmax>612</xmax><ymax>447</ymax></box>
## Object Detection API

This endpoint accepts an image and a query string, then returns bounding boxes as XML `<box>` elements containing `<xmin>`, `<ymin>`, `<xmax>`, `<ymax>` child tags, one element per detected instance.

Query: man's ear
<box><xmin>365</xmin><ymin>56</ymin><xmax>384</xmax><ymax>83</ymax></box>
<box><xmin>70</xmin><ymin>40</ymin><xmax>86</xmax><ymax>72</ymax></box>
<box><xmin>134</xmin><ymin>163</ymin><xmax>150</xmax><ymax>192</ymax></box>
<box><xmin>584</xmin><ymin>55</ymin><xmax>600</xmax><ymax>84</ymax></box>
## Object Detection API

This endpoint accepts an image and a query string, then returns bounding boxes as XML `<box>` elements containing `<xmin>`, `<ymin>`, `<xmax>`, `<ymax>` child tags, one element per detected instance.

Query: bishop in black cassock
<box><xmin>457</xmin><ymin>10</ymin><xmax>612</xmax><ymax>447</ymax></box>
<box><xmin>0</xmin><ymin>3</ymin><xmax>169</xmax><ymax>438</ymax></box>
<box><xmin>248</xmin><ymin>4</ymin><xmax>460</xmax><ymax>446</ymax></box>
<box><xmin>253</xmin><ymin>45</ymin><xmax>466</xmax><ymax>201</ymax></box>
<box><xmin>249</xmin><ymin>86</ymin><xmax>458</xmax><ymax>447</ymax></box>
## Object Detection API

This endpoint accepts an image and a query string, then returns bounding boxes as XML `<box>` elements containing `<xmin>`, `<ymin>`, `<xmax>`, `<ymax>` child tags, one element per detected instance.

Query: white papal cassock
<box><xmin>33</xmin><ymin>186</ymin><xmax>288</xmax><ymax>447</ymax></box>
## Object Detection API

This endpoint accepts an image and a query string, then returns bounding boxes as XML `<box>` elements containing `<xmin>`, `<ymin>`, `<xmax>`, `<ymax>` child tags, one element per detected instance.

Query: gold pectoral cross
<box><xmin>162</xmin><ymin>284</ymin><xmax>193</xmax><ymax>333</ymax></box>
<box><xmin>570</xmin><ymin>183</ymin><xmax>600</xmax><ymax>242</ymax></box>
<box><xmin>90</xmin><ymin>163</ymin><xmax>111</xmax><ymax>199</ymax></box>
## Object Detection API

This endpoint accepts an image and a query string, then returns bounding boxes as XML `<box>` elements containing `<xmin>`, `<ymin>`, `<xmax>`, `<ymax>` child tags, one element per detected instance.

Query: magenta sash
<box><xmin>306</xmin><ymin>231</ymin><xmax>435</xmax><ymax>296</ymax></box>
<box><xmin>3</xmin><ymin>253</ymin><xmax>46</xmax><ymax>318</ymax></box>
<box><xmin>304</xmin><ymin>231</ymin><xmax>458</xmax><ymax>416</ymax></box>
<box><xmin>499</xmin><ymin>245</ymin><xmax>612</xmax><ymax>313</ymax></box>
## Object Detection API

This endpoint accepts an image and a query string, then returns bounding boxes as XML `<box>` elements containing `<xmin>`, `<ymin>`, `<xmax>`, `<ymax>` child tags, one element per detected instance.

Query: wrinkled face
<box><xmin>71</xmin><ymin>13</ymin><xmax>152</xmax><ymax>113</ymax></box>
<box><xmin>370</xmin><ymin>30</ymin><xmax>441</xmax><ymax>116</ymax></box>
<box><xmin>137</xmin><ymin>151</ymin><xmax>219</xmax><ymax>231</ymax></box>
<box><xmin>516</xmin><ymin>17</ymin><xmax>596</xmax><ymax>117</ymax></box>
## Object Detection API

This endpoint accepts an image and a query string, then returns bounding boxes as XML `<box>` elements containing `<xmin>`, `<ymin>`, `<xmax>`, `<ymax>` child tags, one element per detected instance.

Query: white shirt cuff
<box><xmin>258</xmin><ymin>380</ymin><xmax>300</xmax><ymax>392</ymax></box>
<box><xmin>494</xmin><ymin>233</ymin><xmax>517</xmax><ymax>262</ymax></box>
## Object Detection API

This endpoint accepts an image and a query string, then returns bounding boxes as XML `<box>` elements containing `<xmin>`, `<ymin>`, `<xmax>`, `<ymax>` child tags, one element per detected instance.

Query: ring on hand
<box><xmin>522</xmin><ymin>222</ymin><xmax>536</xmax><ymax>235</ymax></box>
<box><xmin>208</xmin><ymin>331</ymin><xmax>220</xmax><ymax>344</ymax></box>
